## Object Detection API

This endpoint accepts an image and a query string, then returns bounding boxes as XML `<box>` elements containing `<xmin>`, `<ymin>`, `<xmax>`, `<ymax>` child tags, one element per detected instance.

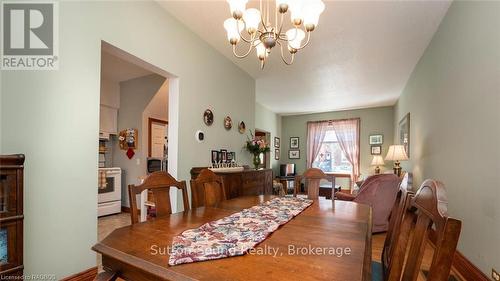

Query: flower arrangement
<box><xmin>245</xmin><ymin>131</ymin><xmax>271</xmax><ymax>169</ymax></box>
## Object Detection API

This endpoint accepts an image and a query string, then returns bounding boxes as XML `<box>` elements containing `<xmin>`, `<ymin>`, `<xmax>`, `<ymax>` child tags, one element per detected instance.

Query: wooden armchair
<box><xmin>190</xmin><ymin>169</ymin><xmax>227</xmax><ymax>208</ymax></box>
<box><xmin>386</xmin><ymin>179</ymin><xmax>462</xmax><ymax>281</ymax></box>
<box><xmin>293</xmin><ymin>168</ymin><xmax>334</xmax><ymax>199</ymax></box>
<box><xmin>128</xmin><ymin>171</ymin><xmax>189</xmax><ymax>224</ymax></box>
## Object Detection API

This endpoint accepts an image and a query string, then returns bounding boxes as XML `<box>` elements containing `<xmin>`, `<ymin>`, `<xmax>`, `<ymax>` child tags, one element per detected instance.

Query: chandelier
<box><xmin>223</xmin><ymin>0</ymin><xmax>325</xmax><ymax>69</ymax></box>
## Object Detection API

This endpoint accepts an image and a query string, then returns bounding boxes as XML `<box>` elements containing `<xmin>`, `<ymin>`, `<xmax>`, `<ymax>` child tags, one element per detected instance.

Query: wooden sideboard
<box><xmin>190</xmin><ymin>168</ymin><xmax>273</xmax><ymax>199</ymax></box>
<box><xmin>0</xmin><ymin>154</ymin><xmax>24</xmax><ymax>277</ymax></box>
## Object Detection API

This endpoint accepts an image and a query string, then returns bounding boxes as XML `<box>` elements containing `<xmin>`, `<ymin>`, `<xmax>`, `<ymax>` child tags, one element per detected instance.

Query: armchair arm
<box><xmin>336</xmin><ymin>192</ymin><xmax>356</xmax><ymax>201</ymax></box>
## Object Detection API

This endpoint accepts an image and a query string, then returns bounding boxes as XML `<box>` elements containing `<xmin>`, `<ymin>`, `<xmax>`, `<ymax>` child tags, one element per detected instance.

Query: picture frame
<box><xmin>274</xmin><ymin>137</ymin><xmax>280</xmax><ymax>148</ymax></box>
<box><xmin>371</xmin><ymin>145</ymin><xmax>382</xmax><ymax>155</ymax></box>
<box><xmin>224</xmin><ymin>116</ymin><xmax>232</xmax><ymax>130</ymax></box>
<box><xmin>289</xmin><ymin>150</ymin><xmax>300</xmax><ymax>159</ymax></box>
<box><xmin>369</xmin><ymin>134</ymin><xmax>383</xmax><ymax>145</ymax></box>
<box><xmin>203</xmin><ymin>109</ymin><xmax>214</xmax><ymax>126</ymax></box>
<box><xmin>220</xmin><ymin>149</ymin><xmax>227</xmax><ymax>163</ymax></box>
<box><xmin>275</xmin><ymin>149</ymin><xmax>280</xmax><ymax>160</ymax></box>
<box><xmin>231</xmin><ymin>152</ymin><xmax>236</xmax><ymax>161</ymax></box>
<box><xmin>211</xmin><ymin>150</ymin><xmax>219</xmax><ymax>163</ymax></box>
<box><xmin>290</xmin><ymin>137</ymin><xmax>299</xmax><ymax>149</ymax></box>
<box><xmin>227</xmin><ymin>151</ymin><xmax>233</xmax><ymax>162</ymax></box>
<box><xmin>399</xmin><ymin>113</ymin><xmax>410</xmax><ymax>158</ymax></box>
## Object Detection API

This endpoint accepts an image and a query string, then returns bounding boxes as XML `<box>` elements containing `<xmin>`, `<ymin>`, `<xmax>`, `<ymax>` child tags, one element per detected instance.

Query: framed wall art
<box><xmin>289</xmin><ymin>150</ymin><xmax>300</xmax><ymax>159</ymax></box>
<box><xmin>369</xmin><ymin>134</ymin><xmax>383</xmax><ymax>145</ymax></box>
<box><xmin>371</xmin><ymin>145</ymin><xmax>382</xmax><ymax>155</ymax></box>
<box><xmin>398</xmin><ymin>113</ymin><xmax>410</xmax><ymax>157</ymax></box>
<box><xmin>290</xmin><ymin>137</ymin><xmax>299</xmax><ymax>149</ymax></box>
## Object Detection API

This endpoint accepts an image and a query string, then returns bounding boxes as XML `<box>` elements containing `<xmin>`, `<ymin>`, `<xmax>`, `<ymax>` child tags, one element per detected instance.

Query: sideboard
<box><xmin>190</xmin><ymin>167</ymin><xmax>273</xmax><ymax>199</ymax></box>
<box><xmin>0</xmin><ymin>154</ymin><xmax>24</xmax><ymax>277</ymax></box>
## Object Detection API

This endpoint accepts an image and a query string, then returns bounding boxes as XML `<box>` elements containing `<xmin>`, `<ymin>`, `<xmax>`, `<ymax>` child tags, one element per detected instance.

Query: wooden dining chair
<box><xmin>386</xmin><ymin>179</ymin><xmax>462</xmax><ymax>281</ymax></box>
<box><xmin>380</xmin><ymin>172</ymin><xmax>413</xmax><ymax>279</ymax></box>
<box><xmin>128</xmin><ymin>171</ymin><xmax>189</xmax><ymax>224</ymax></box>
<box><xmin>190</xmin><ymin>169</ymin><xmax>227</xmax><ymax>208</ymax></box>
<box><xmin>293</xmin><ymin>168</ymin><xmax>334</xmax><ymax>199</ymax></box>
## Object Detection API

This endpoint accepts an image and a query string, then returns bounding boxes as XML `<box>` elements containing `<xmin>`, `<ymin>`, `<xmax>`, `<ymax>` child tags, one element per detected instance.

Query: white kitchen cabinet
<box><xmin>99</xmin><ymin>105</ymin><xmax>118</xmax><ymax>136</ymax></box>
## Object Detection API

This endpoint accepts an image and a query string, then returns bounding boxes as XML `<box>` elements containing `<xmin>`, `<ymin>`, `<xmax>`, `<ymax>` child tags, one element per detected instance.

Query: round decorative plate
<box><xmin>238</xmin><ymin>121</ymin><xmax>246</xmax><ymax>134</ymax></box>
<box><xmin>224</xmin><ymin>116</ymin><xmax>232</xmax><ymax>130</ymax></box>
<box><xmin>203</xmin><ymin>109</ymin><xmax>214</xmax><ymax>126</ymax></box>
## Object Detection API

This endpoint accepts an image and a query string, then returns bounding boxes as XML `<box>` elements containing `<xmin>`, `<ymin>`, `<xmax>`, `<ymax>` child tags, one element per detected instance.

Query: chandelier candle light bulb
<box><xmin>224</xmin><ymin>0</ymin><xmax>324</xmax><ymax>69</ymax></box>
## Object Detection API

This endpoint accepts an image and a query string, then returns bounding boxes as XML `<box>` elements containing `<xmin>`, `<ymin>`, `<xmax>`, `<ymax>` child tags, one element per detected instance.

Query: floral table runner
<box><xmin>168</xmin><ymin>197</ymin><xmax>313</xmax><ymax>266</ymax></box>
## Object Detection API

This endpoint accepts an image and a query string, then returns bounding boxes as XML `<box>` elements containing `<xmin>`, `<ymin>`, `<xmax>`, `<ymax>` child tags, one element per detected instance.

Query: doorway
<box><xmin>255</xmin><ymin>129</ymin><xmax>271</xmax><ymax>169</ymax></box>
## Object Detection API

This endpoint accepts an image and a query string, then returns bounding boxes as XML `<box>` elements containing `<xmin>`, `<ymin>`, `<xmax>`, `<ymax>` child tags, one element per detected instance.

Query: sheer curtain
<box><xmin>306</xmin><ymin>121</ymin><xmax>329</xmax><ymax>169</ymax></box>
<box><xmin>331</xmin><ymin>118</ymin><xmax>360</xmax><ymax>185</ymax></box>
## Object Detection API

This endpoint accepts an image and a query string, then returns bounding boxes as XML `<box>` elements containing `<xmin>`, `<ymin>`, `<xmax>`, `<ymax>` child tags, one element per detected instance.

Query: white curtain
<box><xmin>331</xmin><ymin>119</ymin><xmax>360</xmax><ymax>186</ymax></box>
<box><xmin>306</xmin><ymin>121</ymin><xmax>329</xmax><ymax>169</ymax></box>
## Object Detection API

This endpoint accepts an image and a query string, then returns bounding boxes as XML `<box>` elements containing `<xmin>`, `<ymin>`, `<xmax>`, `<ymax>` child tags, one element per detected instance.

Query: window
<box><xmin>312</xmin><ymin>129</ymin><xmax>353</xmax><ymax>174</ymax></box>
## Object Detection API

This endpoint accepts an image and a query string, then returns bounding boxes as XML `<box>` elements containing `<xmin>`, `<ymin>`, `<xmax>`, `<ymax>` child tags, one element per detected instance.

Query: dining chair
<box><xmin>190</xmin><ymin>169</ymin><xmax>227</xmax><ymax>208</ymax></box>
<box><xmin>371</xmin><ymin>173</ymin><xmax>414</xmax><ymax>280</ymax></box>
<box><xmin>386</xmin><ymin>179</ymin><xmax>462</xmax><ymax>281</ymax></box>
<box><xmin>128</xmin><ymin>171</ymin><xmax>189</xmax><ymax>224</ymax></box>
<box><xmin>293</xmin><ymin>168</ymin><xmax>334</xmax><ymax>199</ymax></box>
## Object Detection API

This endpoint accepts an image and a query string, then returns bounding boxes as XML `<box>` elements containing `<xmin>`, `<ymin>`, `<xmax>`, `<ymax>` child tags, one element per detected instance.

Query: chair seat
<box><xmin>371</xmin><ymin>261</ymin><xmax>383</xmax><ymax>281</ymax></box>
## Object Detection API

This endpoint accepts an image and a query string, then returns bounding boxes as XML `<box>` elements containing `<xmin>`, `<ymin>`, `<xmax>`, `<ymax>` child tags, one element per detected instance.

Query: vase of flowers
<box><xmin>245</xmin><ymin>131</ymin><xmax>271</xmax><ymax>170</ymax></box>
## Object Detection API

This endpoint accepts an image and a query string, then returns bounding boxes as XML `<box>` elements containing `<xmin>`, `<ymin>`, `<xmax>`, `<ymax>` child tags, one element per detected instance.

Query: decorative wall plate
<box><xmin>203</xmin><ymin>109</ymin><xmax>214</xmax><ymax>126</ymax></box>
<box><xmin>238</xmin><ymin>121</ymin><xmax>246</xmax><ymax>134</ymax></box>
<box><xmin>224</xmin><ymin>116</ymin><xmax>232</xmax><ymax>130</ymax></box>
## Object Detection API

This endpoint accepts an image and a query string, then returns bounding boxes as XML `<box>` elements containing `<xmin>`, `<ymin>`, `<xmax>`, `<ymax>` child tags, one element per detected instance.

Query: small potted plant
<box><xmin>245</xmin><ymin>131</ymin><xmax>270</xmax><ymax>169</ymax></box>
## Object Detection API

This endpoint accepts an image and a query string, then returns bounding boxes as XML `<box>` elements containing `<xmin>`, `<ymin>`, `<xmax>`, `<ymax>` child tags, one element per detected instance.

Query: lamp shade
<box><xmin>385</xmin><ymin>145</ymin><xmax>409</xmax><ymax>161</ymax></box>
<box><xmin>371</xmin><ymin>155</ymin><xmax>385</xmax><ymax>166</ymax></box>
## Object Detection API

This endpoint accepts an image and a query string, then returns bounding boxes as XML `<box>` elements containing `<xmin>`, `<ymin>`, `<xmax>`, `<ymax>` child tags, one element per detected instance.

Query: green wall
<box><xmin>255</xmin><ymin>102</ymin><xmax>282</xmax><ymax>175</ymax></box>
<box><xmin>281</xmin><ymin>106</ymin><xmax>394</xmax><ymax>184</ymax></box>
<box><xmin>0</xmin><ymin>1</ymin><xmax>254</xmax><ymax>278</ymax></box>
<box><xmin>394</xmin><ymin>1</ymin><xmax>500</xmax><ymax>275</ymax></box>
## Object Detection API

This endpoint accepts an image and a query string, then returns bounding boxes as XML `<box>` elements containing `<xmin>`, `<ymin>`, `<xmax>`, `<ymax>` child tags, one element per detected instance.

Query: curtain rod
<box><xmin>306</xmin><ymin>117</ymin><xmax>361</xmax><ymax>124</ymax></box>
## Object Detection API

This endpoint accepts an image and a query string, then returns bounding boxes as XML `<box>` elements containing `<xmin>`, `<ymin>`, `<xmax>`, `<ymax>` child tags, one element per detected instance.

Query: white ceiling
<box><xmin>159</xmin><ymin>0</ymin><xmax>451</xmax><ymax>114</ymax></box>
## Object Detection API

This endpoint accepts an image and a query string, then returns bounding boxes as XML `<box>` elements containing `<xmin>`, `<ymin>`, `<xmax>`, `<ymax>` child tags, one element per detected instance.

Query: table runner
<box><xmin>168</xmin><ymin>197</ymin><xmax>313</xmax><ymax>265</ymax></box>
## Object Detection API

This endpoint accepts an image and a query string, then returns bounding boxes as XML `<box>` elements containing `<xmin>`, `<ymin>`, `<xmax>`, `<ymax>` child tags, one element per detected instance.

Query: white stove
<box><xmin>98</xmin><ymin>167</ymin><xmax>122</xmax><ymax>217</ymax></box>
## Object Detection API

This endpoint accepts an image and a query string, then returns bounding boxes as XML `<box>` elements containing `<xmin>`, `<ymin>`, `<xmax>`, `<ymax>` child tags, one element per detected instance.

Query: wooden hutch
<box><xmin>0</xmin><ymin>154</ymin><xmax>24</xmax><ymax>277</ymax></box>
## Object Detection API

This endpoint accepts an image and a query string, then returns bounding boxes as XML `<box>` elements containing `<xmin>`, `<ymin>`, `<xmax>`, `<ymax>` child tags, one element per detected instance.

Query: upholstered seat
<box><xmin>336</xmin><ymin>174</ymin><xmax>401</xmax><ymax>232</ymax></box>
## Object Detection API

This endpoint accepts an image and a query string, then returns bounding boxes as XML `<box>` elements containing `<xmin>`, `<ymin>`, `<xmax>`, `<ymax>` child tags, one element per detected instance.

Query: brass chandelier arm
<box><xmin>277</xmin><ymin>13</ymin><xmax>285</xmax><ymax>36</ymax></box>
<box><xmin>236</xmin><ymin>20</ymin><xmax>254</xmax><ymax>43</ymax></box>
<box><xmin>232</xmin><ymin>41</ymin><xmax>255</xmax><ymax>58</ymax></box>
<box><xmin>277</xmin><ymin>41</ymin><xmax>295</xmax><ymax>65</ymax></box>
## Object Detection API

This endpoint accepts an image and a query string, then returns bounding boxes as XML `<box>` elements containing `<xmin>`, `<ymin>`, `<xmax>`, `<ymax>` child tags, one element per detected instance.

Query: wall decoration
<box><xmin>371</xmin><ymin>145</ymin><xmax>382</xmax><ymax>155</ymax></box>
<box><xmin>119</xmin><ymin>128</ymin><xmax>138</xmax><ymax>150</ymax></box>
<box><xmin>289</xmin><ymin>150</ymin><xmax>300</xmax><ymax>159</ymax></box>
<box><xmin>398</xmin><ymin>113</ymin><xmax>411</xmax><ymax>157</ymax></box>
<box><xmin>274</xmin><ymin>137</ymin><xmax>280</xmax><ymax>148</ymax></box>
<box><xmin>195</xmin><ymin>130</ymin><xmax>205</xmax><ymax>143</ymax></box>
<box><xmin>238</xmin><ymin>121</ymin><xmax>246</xmax><ymax>134</ymax></box>
<box><xmin>224</xmin><ymin>116</ymin><xmax>232</xmax><ymax>130</ymax></box>
<box><xmin>203</xmin><ymin>109</ymin><xmax>214</xmax><ymax>126</ymax></box>
<box><xmin>369</xmin><ymin>134</ymin><xmax>383</xmax><ymax>145</ymax></box>
<box><xmin>220</xmin><ymin>149</ymin><xmax>228</xmax><ymax>162</ymax></box>
<box><xmin>290</xmin><ymin>137</ymin><xmax>299</xmax><ymax>149</ymax></box>
<box><xmin>211</xmin><ymin>150</ymin><xmax>219</xmax><ymax>163</ymax></box>
<box><xmin>230</xmin><ymin>152</ymin><xmax>236</xmax><ymax>161</ymax></box>
<box><xmin>275</xmin><ymin>149</ymin><xmax>280</xmax><ymax>160</ymax></box>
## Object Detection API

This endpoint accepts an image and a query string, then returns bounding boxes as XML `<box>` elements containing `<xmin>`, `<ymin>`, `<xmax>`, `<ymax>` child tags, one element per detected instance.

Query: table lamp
<box><xmin>385</xmin><ymin>145</ymin><xmax>408</xmax><ymax>177</ymax></box>
<box><xmin>371</xmin><ymin>155</ymin><xmax>385</xmax><ymax>174</ymax></box>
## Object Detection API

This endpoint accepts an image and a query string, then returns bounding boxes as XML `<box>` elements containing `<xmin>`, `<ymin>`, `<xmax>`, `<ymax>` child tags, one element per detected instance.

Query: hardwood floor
<box><xmin>372</xmin><ymin>233</ymin><xmax>464</xmax><ymax>281</ymax></box>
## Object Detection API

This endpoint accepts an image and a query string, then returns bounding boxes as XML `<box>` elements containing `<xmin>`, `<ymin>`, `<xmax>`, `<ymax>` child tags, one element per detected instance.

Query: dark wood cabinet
<box><xmin>0</xmin><ymin>154</ymin><xmax>24</xmax><ymax>277</ymax></box>
<box><xmin>191</xmin><ymin>168</ymin><xmax>273</xmax><ymax>199</ymax></box>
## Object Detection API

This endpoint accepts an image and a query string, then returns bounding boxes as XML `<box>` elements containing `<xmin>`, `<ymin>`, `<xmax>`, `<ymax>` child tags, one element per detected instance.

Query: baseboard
<box><xmin>428</xmin><ymin>229</ymin><xmax>489</xmax><ymax>281</ymax></box>
<box><xmin>60</xmin><ymin>267</ymin><xmax>97</xmax><ymax>281</ymax></box>
<box><xmin>453</xmin><ymin>250</ymin><xmax>490</xmax><ymax>281</ymax></box>
<box><xmin>121</xmin><ymin>206</ymin><xmax>130</xmax><ymax>213</ymax></box>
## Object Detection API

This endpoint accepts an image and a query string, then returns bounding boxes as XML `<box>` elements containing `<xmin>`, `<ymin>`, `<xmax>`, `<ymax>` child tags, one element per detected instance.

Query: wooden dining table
<box><xmin>93</xmin><ymin>195</ymin><xmax>372</xmax><ymax>281</ymax></box>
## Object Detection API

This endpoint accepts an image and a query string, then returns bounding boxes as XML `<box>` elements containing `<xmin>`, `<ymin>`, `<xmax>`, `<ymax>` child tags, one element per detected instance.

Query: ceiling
<box><xmin>159</xmin><ymin>0</ymin><xmax>451</xmax><ymax>114</ymax></box>
<box><xmin>101</xmin><ymin>49</ymin><xmax>153</xmax><ymax>82</ymax></box>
